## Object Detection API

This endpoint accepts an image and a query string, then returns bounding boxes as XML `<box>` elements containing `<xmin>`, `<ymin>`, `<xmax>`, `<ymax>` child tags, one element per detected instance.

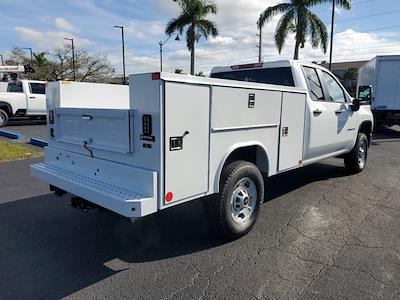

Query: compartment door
<box><xmin>164</xmin><ymin>82</ymin><xmax>210</xmax><ymax>204</ymax></box>
<box><xmin>278</xmin><ymin>92</ymin><xmax>306</xmax><ymax>171</ymax></box>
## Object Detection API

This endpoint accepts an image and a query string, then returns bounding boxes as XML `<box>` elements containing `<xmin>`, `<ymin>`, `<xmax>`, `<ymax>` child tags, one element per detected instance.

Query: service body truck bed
<box><xmin>32</xmin><ymin>60</ymin><xmax>373</xmax><ymax>239</ymax></box>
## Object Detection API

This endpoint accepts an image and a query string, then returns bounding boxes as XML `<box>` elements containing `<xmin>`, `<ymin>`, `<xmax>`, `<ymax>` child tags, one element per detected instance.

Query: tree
<box><xmin>4</xmin><ymin>46</ymin><xmax>115</xmax><ymax>82</ymax></box>
<box><xmin>258</xmin><ymin>0</ymin><xmax>351</xmax><ymax>60</ymax></box>
<box><xmin>175</xmin><ymin>68</ymin><xmax>184</xmax><ymax>74</ymax></box>
<box><xmin>166</xmin><ymin>0</ymin><xmax>218</xmax><ymax>75</ymax></box>
<box><xmin>343</xmin><ymin>67</ymin><xmax>358</xmax><ymax>96</ymax></box>
<box><xmin>195</xmin><ymin>71</ymin><xmax>205</xmax><ymax>77</ymax></box>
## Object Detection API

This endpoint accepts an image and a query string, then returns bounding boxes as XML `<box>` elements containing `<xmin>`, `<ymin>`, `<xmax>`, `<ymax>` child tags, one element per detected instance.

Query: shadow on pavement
<box><xmin>0</xmin><ymin>161</ymin><xmax>350</xmax><ymax>299</ymax></box>
<box><xmin>373</xmin><ymin>125</ymin><xmax>400</xmax><ymax>140</ymax></box>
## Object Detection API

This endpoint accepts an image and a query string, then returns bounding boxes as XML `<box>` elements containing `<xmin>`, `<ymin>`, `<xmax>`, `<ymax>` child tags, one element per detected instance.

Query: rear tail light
<box><xmin>152</xmin><ymin>73</ymin><xmax>160</xmax><ymax>80</ymax></box>
<box><xmin>49</xmin><ymin>110</ymin><xmax>54</xmax><ymax>124</ymax></box>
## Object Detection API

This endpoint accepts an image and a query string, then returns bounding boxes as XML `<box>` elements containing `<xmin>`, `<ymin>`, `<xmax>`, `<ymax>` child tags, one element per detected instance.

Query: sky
<box><xmin>0</xmin><ymin>0</ymin><xmax>400</xmax><ymax>75</ymax></box>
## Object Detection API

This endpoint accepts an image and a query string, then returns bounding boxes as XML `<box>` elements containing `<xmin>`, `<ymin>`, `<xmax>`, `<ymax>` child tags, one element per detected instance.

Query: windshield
<box><xmin>211</xmin><ymin>67</ymin><xmax>295</xmax><ymax>87</ymax></box>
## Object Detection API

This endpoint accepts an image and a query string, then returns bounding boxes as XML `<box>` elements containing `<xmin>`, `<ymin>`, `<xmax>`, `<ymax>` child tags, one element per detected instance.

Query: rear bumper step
<box><xmin>31</xmin><ymin>158</ymin><xmax>158</xmax><ymax>218</ymax></box>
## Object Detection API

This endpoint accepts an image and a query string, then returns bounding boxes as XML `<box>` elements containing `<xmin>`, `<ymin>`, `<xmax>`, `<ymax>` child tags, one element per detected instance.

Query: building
<box><xmin>320</xmin><ymin>60</ymin><xmax>368</xmax><ymax>97</ymax></box>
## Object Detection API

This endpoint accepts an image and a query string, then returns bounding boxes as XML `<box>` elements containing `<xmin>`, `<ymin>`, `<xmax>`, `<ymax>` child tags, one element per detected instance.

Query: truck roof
<box><xmin>210</xmin><ymin>60</ymin><xmax>317</xmax><ymax>74</ymax></box>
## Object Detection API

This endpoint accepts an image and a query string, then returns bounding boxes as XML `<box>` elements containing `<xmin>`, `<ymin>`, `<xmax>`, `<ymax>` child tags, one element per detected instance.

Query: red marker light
<box><xmin>152</xmin><ymin>73</ymin><xmax>160</xmax><ymax>80</ymax></box>
<box><xmin>165</xmin><ymin>192</ymin><xmax>173</xmax><ymax>202</ymax></box>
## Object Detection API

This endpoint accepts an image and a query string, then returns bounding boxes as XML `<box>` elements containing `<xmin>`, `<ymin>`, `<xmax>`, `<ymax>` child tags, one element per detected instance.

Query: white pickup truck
<box><xmin>0</xmin><ymin>80</ymin><xmax>46</xmax><ymax>127</ymax></box>
<box><xmin>31</xmin><ymin>60</ymin><xmax>373</xmax><ymax>239</ymax></box>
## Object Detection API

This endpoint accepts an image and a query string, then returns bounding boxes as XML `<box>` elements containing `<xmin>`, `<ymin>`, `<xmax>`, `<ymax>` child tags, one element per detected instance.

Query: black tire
<box><xmin>344</xmin><ymin>133</ymin><xmax>368</xmax><ymax>174</ymax></box>
<box><xmin>210</xmin><ymin>160</ymin><xmax>264</xmax><ymax>240</ymax></box>
<box><xmin>0</xmin><ymin>109</ymin><xmax>9</xmax><ymax>127</ymax></box>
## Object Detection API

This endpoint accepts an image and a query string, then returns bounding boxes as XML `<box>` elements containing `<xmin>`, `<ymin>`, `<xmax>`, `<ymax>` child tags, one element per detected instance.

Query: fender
<box><xmin>213</xmin><ymin>141</ymin><xmax>270</xmax><ymax>193</ymax></box>
<box><xmin>0</xmin><ymin>101</ymin><xmax>13</xmax><ymax>116</ymax></box>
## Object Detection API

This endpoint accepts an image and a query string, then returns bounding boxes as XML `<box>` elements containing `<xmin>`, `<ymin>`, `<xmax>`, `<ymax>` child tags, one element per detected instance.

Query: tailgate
<box><xmin>55</xmin><ymin>108</ymin><xmax>133</xmax><ymax>154</ymax></box>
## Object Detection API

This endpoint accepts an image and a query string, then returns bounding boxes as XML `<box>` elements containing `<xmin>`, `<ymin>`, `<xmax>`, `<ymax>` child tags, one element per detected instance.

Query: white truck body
<box><xmin>31</xmin><ymin>60</ymin><xmax>373</xmax><ymax>237</ymax></box>
<box><xmin>358</xmin><ymin>55</ymin><xmax>400</xmax><ymax>126</ymax></box>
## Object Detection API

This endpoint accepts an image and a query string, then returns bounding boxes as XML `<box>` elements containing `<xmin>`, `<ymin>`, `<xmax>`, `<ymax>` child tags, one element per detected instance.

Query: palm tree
<box><xmin>33</xmin><ymin>52</ymin><xmax>49</xmax><ymax>67</ymax></box>
<box><xmin>166</xmin><ymin>0</ymin><xmax>218</xmax><ymax>75</ymax></box>
<box><xmin>258</xmin><ymin>0</ymin><xmax>351</xmax><ymax>60</ymax></box>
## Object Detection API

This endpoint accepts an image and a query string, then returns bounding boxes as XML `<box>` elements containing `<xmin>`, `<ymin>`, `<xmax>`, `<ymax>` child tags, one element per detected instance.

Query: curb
<box><xmin>29</xmin><ymin>138</ymin><xmax>48</xmax><ymax>148</ymax></box>
<box><xmin>0</xmin><ymin>130</ymin><xmax>24</xmax><ymax>140</ymax></box>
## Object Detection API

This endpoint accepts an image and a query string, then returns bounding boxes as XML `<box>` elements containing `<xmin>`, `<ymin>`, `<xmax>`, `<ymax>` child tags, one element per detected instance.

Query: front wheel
<box><xmin>0</xmin><ymin>109</ymin><xmax>9</xmax><ymax>127</ymax></box>
<box><xmin>210</xmin><ymin>160</ymin><xmax>264</xmax><ymax>240</ymax></box>
<box><xmin>344</xmin><ymin>133</ymin><xmax>369</xmax><ymax>174</ymax></box>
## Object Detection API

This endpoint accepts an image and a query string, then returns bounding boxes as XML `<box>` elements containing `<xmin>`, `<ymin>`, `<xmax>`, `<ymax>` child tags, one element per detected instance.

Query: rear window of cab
<box><xmin>211</xmin><ymin>67</ymin><xmax>295</xmax><ymax>87</ymax></box>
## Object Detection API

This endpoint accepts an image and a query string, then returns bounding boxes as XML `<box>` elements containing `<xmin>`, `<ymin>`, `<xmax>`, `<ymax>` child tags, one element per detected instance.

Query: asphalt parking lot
<box><xmin>4</xmin><ymin>119</ymin><xmax>47</xmax><ymax>141</ymax></box>
<box><xmin>0</xmin><ymin>126</ymin><xmax>399</xmax><ymax>299</ymax></box>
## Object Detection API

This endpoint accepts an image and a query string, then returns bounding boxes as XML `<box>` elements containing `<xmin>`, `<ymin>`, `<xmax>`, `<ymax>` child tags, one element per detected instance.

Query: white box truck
<box><xmin>31</xmin><ymin>60</ymin><xmax>373</xmax><ymax>239</ymax></box>
<box><xmin>358</xmin><ymin>55</ymin><xmax>400</xmax><ymax>126</ymax></box>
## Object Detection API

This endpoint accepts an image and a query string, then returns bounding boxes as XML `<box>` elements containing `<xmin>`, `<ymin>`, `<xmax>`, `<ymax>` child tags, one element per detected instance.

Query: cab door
<box><xmin>26</xmin><ymin>82</ymin><xmax>46</xmax><ymax>115</ymax></box>
<box><xmin>303</xmin><ymin>66</ymin><xmax>355</xmax><ymax>160</ymax></box>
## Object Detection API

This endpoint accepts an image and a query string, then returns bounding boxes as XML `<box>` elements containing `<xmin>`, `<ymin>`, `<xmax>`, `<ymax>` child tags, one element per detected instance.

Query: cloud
<box><xmin>54</xmin><ymin>17</ymin><xmax>76</xmax><ymax>32</ymax></box>
<box><xmin>15</xmin><ymin>27</ymin><xmax>93</xmax><ymax>49</ymax></box>
<box><xmin>125</xmin><ymin>20</ymin><xmax>165</xmax><ymax>41</ymax></box>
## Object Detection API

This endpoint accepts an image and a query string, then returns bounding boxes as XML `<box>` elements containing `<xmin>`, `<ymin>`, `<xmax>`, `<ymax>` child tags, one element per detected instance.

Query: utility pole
<box><xmin>64</xmin><ymin>38</ymin><xmax>76</xmax><ymax>81</ymax></box>
<box><xmin>114</xmin><ymin>26</ymin><xmax>126</xmax><ymax>85</ymax></box>
<box><xmin>0</xmin><ymin>54</ymin><xmax>4</xmax><ymax>65</ymax></box>
<box><xmin>256</xmin><ymin>14</ymin><xmax>263</xmax><ymax>63</ymax></box>
<box><xmin>329</xmin><ymin>0</ymin><xmax>335</xmax><ymax>70</ymax></box>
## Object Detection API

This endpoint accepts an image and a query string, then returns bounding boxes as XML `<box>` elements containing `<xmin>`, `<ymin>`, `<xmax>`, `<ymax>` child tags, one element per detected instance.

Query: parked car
<box><xmin>32</xmin><ymin>60</ymin><xmax>373</xmax><ymax>239</ymax></box>
<box><xmin>358</xmin><ymin>55</ymin><xmax>400</xmax><ymax>127</ymax></box>
<box><xmin>0</xmin><ymin>80</ymin><xmax>46</xmax><ymax>127</ymax></box>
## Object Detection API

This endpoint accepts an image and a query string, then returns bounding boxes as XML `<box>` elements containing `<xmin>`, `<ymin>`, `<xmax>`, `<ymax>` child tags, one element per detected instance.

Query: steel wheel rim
<box><xmin>358</xmin><ymin>140</ymin><xmax>367</xmax><ymax>169</ymax></box>
<box><xmin>230</xmin><ymin>177</ymin><xmax>257</xmax><ymax>225</ymax></box>
<box><xmin>0</xmin><ymin>114</ymin><xmax>5</xmax><ymax>125</ymax></box>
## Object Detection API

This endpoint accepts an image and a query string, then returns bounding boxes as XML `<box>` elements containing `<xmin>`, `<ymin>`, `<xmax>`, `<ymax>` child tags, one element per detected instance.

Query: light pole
<box><xmin>159</xmin><ymin>35</ymin><xmax>180</xmax><ymax>72</ymax></box>
<box><xmin>64</xmin><ymin>38</ymin><xmax>76</xmax><ymax>81</ymax></box>
<box><xmin>114</xmin><ymin>26</ymin><xmax>126</xmax><ymax>85</ymax></box>
<box><xmin>0</xmin><ymin>54</ymin><xmax>4</xmax><ymax>65</ymax></box>
<box><xmin>22</xmin><ymin>47</ymin><xmax>33</xmax><ymax>62</ymax></box>
<box><xmin>328</xmin><ymin>0</ymin><xmax>335</xmax><ymax>70</ymax></box>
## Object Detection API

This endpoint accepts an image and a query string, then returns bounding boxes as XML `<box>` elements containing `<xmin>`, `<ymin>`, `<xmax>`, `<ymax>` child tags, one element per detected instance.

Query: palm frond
<box><xmin>307</xmin><ymin>10</ymin><xmax>328</xmax><ymax>53</ymax></box>
<box><xmin>274</xmin><ymin>10</ymin><xmax>295</xmax><ymax>54</ymax></box>
<box><xmin>165</xmin><ymin>13</ymin><xmax>192</xmax><ymax>35</ymax></box>
<box><xmin>258</xmin><ymin>3</ymin><xmax>292</xmax><ymax>29</ymax></box>
<box><xmin>197</xmin><ymin>19</ymin><xmax>218</xmax><ymax>39</ymax></box>
<box><xmin>306</xmin><ymin>0</ymin><xmax>352</xmax><ymax>10</ymax></box>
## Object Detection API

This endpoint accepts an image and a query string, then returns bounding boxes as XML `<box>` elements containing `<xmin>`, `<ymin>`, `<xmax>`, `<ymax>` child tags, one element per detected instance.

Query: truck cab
<box><xmin>0</xmin><ymin>80</ymin><xmax>46</xmax><ymax>127</ymax></box>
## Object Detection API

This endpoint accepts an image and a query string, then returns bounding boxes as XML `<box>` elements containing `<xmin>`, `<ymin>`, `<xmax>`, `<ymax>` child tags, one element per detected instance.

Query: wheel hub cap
<box><xmin>230</xmin><ymin>178</ymin><xmax>257</xmax><ymax>224</ymax></box>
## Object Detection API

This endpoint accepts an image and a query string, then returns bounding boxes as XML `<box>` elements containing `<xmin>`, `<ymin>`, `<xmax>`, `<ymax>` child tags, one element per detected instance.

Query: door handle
<box><xmin>313</xmin><ymin>109</ymin><xmax>322</xmax><ymax>116</ymax></box>
<box><xmin>335</xmin><ymin>109</ymin><xmax>344</xmax><ymax>114</ymax></box>
<box><xmin>29</xmin><ymin>96</ymin><xmax>36</xmax><ymax>99</ymax></box>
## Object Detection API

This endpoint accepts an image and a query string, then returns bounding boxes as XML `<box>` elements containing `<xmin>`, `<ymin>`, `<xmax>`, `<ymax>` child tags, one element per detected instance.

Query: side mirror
<box><xmin>357</xmin><ymin>85</ymin><xmax>372</xmax><ymax>104</ymax></box>
<box><xmin>352</xmin><ymin>85</ymin><xmax>372</xmax><ymax>112</ymax></box>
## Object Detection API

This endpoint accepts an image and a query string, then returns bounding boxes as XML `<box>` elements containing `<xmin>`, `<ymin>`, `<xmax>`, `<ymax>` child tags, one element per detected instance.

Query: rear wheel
<box><xmin>0</xmin><ymin>109</ymin><xmax>9</xmax><ymax>127</ymax></box>
<box><xmin>344</xmin><ymin>133</ymin><xmax>368</xmax><ymax>174</ymax></box>
<box><xmin>210</xmin><ymin>160</ymin><xmax>264</xmax><ymax>240</ymax></box>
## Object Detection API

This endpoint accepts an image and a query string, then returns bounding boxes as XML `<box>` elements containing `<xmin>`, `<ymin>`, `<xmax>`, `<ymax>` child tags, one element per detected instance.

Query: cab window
<box><xmin>7</xmin><ymin>82</ymin><xmax>23</xmax><ymax>93</ymax></box>
<box><xmin>211</xmin><ymin>67</ymin><xmax>295</xmax><ymax>87</ymax></box>
<box><xmin>29</xmin><ymin>83</ymin><xmax>46</xmax><ymax>95</ymax></box>
<box><xmin>321</xmin><ymin>71</ymin><xmax>346</xmax><ymax>103</ymax></box>
<box><xmin>303</xmin><ymin>67</ymin><xmax>324</xmax><ymax>101</ymax></box>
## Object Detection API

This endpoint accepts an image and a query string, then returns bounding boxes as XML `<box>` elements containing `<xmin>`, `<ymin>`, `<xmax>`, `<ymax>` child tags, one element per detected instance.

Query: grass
<box><xmin>0</xmin><ymin>140</ymin><xmax>43</xmax><ymax>162</ymax></box>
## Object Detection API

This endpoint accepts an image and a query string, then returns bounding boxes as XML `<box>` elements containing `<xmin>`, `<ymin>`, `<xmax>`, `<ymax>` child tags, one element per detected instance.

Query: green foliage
<box><xmin>258</xmin><ymin>0</ymin><xmax>352</xmax><ymax>60</ymax></box>
<box><xmin>175</xmin><ymin>68</ymin><xmax>184</xmax><ymax>74</ymax></box>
